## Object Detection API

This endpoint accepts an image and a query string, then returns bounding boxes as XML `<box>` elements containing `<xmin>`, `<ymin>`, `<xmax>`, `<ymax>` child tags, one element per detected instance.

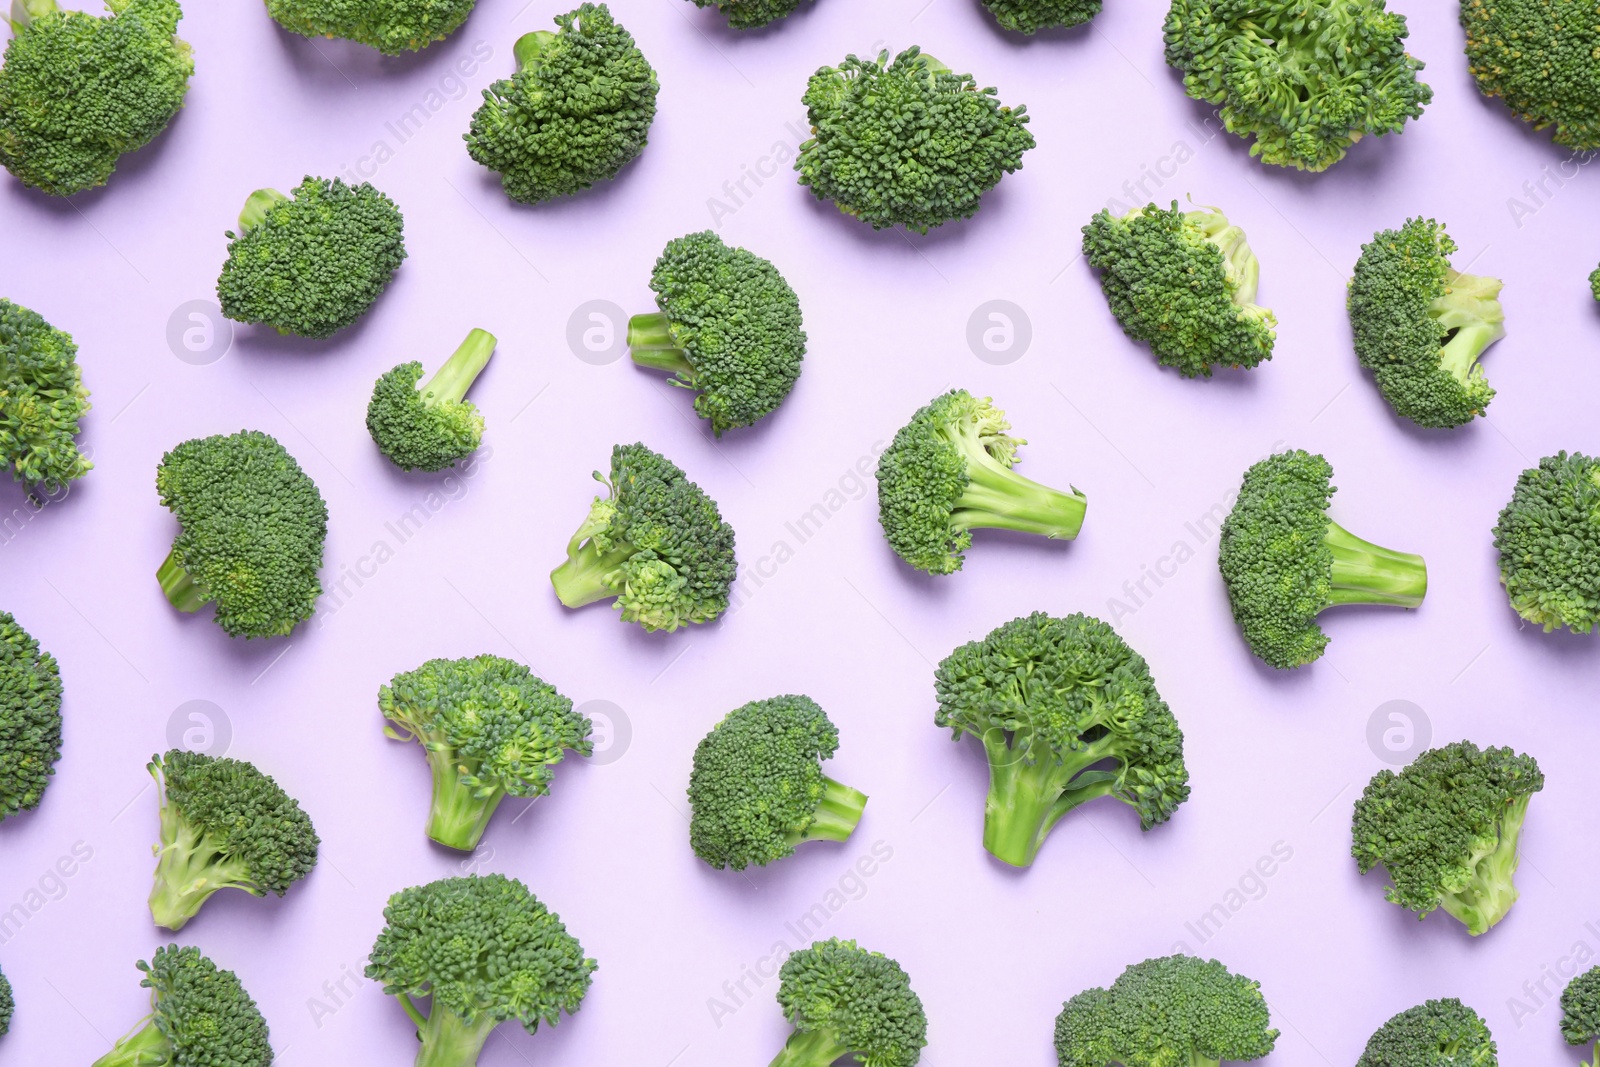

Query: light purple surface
<box><xmin>2</xmin><ymin>0</ymin><xmax>1599</xmax><ymax>1062</ymax></box>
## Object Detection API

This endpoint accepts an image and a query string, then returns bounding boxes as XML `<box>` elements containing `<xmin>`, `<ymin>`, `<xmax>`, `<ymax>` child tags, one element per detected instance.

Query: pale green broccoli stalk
<box><xmin>1563</xmin><ymin>968</ymin><xmax>1600</xmax><ymax>1066</ymax></box>
<box><xmin>0</xmin><ymin>0</ymin><xmax>192</xmax><ymax>196</ymax></box>
<box><xmin>1462</xmin><ymin>0</ymin><xmax>1600</xmax><ymax>150</ymax></box>
<box><xmin>0</xmin><ymin>299</ymin><xmax>92</xmax><ymax>493</ymax></box>
<box><xmin>1492</xmin><ymin>452</ymin><xmax>1600</xmax><ymax>634</ymax></box>
<box><xmin>770</xmin><ymin>939</ymin><xmax>927</xmax><ymax>1067</ymax></box>
<box><xmin>1356</xmin><ymin>998</ymin><xmax>1497</xmax><ymax>1065</ymax></box>
<box><xmin>796</xmin><ymin>46</ymin><xmax>1035</xmax><ymax>233</ymax></box>
<box><xmin>378</xmin><ymin>655</ymin><xmax>592</xmax><ymax>851</ymax></box>
<box><xmin>687</xmin><ymin>0</ymin><xmax>808</xmax><ymax>28</ymax></box>
<box><xmin>1163</xmin><ymin>0</ymin><xmax>1432</xmax><ymax>171</ymax></box>
<box><xmin>0</xmin><ymin>610</ymin><xmax>62</xmax><ymax>822</ymax></box>
<box><xmin>466</xmin><ymin>4</ymin><xmax>658</xmax><ymax>205</ymax></box>
<box><xmin>1083</xmin><ymin>202</ymin><xmax>1276</xmax><ymax>378</ymax></box>
<box><xmin>980</xmin><ymin>0</ymin><xmax>1099</xmax><ymax>34</ymax></box>
<box><xmin>366</xmin><ymin>328</ymin><xmax>496</xmax><ymax>471</ymax></box>
<box><xmin>628</xmin><ymin>231</ymin><xmax>805</xmax><ymax>435</ymax></box>
<box><xmin>92</xmin><ymin>945</ymin><xmax>272</xmax><ymax>1067</ymax></box>
<box><xmin>263</xmin><ymin>0</ymin><xmax>479</xmax><ymax>53</ymax></box>
<box><xmin>1352</xmin><ymin>740</ymin><xmax>1543</xmax><ymax>936</ymax></box>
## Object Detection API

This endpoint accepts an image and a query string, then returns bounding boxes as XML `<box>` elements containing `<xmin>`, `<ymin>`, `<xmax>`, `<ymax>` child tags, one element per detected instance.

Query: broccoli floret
<box><xmin>550</xmin><ymin>442</ymin><xmax>737</xmax><ymax>632</ymax></box>
<box><xmin>628</xmin><ymin>231</ymin><xmax>805</xmax><ymax>436</ymax></box>
<box><xmin>980</xmin><ymin>0</ymin><xmax>1099</xmax><ymax>34</ymax></box>
<box><xmin>1352</xmin><ymin>739</ymin><xmax>1543</xmax><ymax>936</ymax></box>
<box><xmin>1356</xmin><ymin>998</ymin><xmax>1498</xmax><ymax>1066</ymax></box>
<box><xmin>0</xmin><ymin>610</ymin><xmax>63</xmax><ymax>822</ymax></box>
<box><xmin>1492</xmin><ymin>452</ymin><xmax>1600</xmax><ymax>635</ymax></box>
<box><xmin>0</xmin><ymin>0</ymin><xmax>191</xmax><ymax>196</ymax></box>
<box><xmin>92</xmin><ymin>945</ymin><xmax>272</xmax><ymax>1067</ymax></box>
<box><xmin>1055</xmin><ymin>954</ymin><xmax>1278</xmax><ymax>1066</ymax></box>
<box><xmin>263</xmin><ymin>0</ymin><xmax>477</xmax><ymax>54</ymax></box>
<box><xmin>1461</xmin><ymin>0</ymin><xmax>1600</xmax><ymax>150</ymax></box>
<box><xmin>688</xmin><ymin>0</ymin><xmax>807</xmax><ymax>28</ymax></box>
<box><xmin>1162</xmin><ymin>0</ymin><xmax>1431</xmax><ymax>171</ymax></box>
<box><xmin>1563</xmin><ymin>968</ymin><xmax>1600</xmax><ymax>1066</ymax></box>
<box><xmin>1592</xmin><ymin>264</ymin><xmax>1600</xmax><ymax>303</ymax></box>
<box><xmin>216</xmin><ymin>177</ymin><xmax>407</xmax><ymax>339</ymax></box>
<box><xmin>770</xmin><ymin>938</ymin><xmax>926</xmax><ymax>1067</ymax></box>
<box><xmin>876</xmin><ymin>389</ymin><xmax>1086</xmax><ymax>576</ymax></box>
<box><xmin>366</xmin><ymin>328</ymin><xmax>496</xmax><ymax>472</ymax></box>
<box><xmin>146</xmin><ymin>749</ymin><xmax>319</xmax><ymax>931</ymax></box>
<box><xmin>1348</xmin><ymin>217</ymin><xmax>1504</xmax><ymax>429</ymax></box>
<box><xmin>0</xmin><ymin>298</ymin><xmax>92</xmax><ymax>493</ymax></box>
<box><xmin>0</xmin><ymin>960</ymin><xmax>12</xmax><ymax>1038</ymax></box>
<box><xmin>796</xmin><ymin>46</ymin><xmax>1035</xmax><ymax>233</ymax></box>
<box><xmin>465</xmin><ymin>4</ymin><xmax>658</xmax><ymax>205</ymax></box>
<box><xmin>1082</xmin><ymin>202</ymin><xmax>1276</xmax><ymax>378</ymax></box>
<box><xmin>155</xmin><ymin>430</ymin><xmax>329</xmax><ymax>639</ymax></box>
<box><xmin>1219</xmin><ymin>450</ymin><xmax>1427</xmax><ymax>669</ymax></box>
<box><xmin>378</xmin><ymin>655</ymin><xmax>591</xmax><ymax>851</ymax></box>
<box><xmin>367</xmin><ymin>873</ymin><xmax>595</xmax><ymax>1067</ymax></box>
<box><xmin>935</xmin><ymin>612</ymin><xmax>1189</xmax><ymax>868</ymax></box>
<box><xmin>687</xmin><ymin>695</ymin><xmax>867</xmax><ymax>871</ymax></box>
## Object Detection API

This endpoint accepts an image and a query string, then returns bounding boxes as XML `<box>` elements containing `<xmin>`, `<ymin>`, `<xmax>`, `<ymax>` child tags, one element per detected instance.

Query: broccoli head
<box><xmin>379</xmin><ymin>654</ymin><xmax>591</xmax><ymax>851</ymax></box>
<box><xmin>981</xmin><ymin>0</ymin><xmax>1099</xmax><ymax>34</ymax></box>
<box><xmin>876</xmin><ymin>389</ymin><xmax>1086</xmax><ymax>575</ymax></box>
<box><xmin>1592</xmin><ymin>263</ymin><xmax>1600</xmax><ymax>303</ymax></box>
<box><xmin>1055</xmin><ymin>954</ymin><xmax>1278</xmax><ymax>1067</ymax></box>
<box><xmin>688</xmin><ymin>0</ymin><xmax>806</xmax><ymax>28</ymax></box>
<box><xmin>0</xmin><ymin>610</ymin><xmax>63</xmax><ymax>822</ymax></box>
<box><xmin>687</xmin><ymin>695</ymin><xmax>867</xmax><ymax>871</ymax></box>
<box><xmin>1563</xmin><ymin>967</ymin><xmax>1600</xmax><ymax>1066</ymax></box>
<box><xmin>1461</xmin><ymin>0</ymin><xmax>1600</xmax><ymax>150</ymax></box>
<box><xmin>1218</xmin><ymin>450</ymin><xmax>1427</xmax><ymax>669</ymax></box>
<box><xmin>366</xmin><ymin>328</ymin><xmax>496</xmax><ymax>472</ymax></box>
<box><xmin>263</xmin><ymin>0</ymin><xmax>477</xmax><ymax>54</ymax></box>
<box><xmin>465</xmin><ymin>4</ymin><xmax>658</xmax><ymax>205</ymax></box>
<box><xmin>1163</xmin><ymin>0</ymin><xmax>1431</xmax><ymax>171</ymax></box>
<box><xmin>0</xmin><ymin>0</ymin><xmax>192</xmax><ymax>196</ymax></box>
<box><xmin>1352</xmin><ymin>739</ymin><xmax>1543</xmax><ymax>936</ymax></box>
<box><xmin>0</xmin><ymin>962</ymin><xmax>10</xmax><ymax>1037</ymax></box>
<box><xmin>1082</xmin><ymin>201</ymin><xmax>1276</xmax><ymax>378</ymax></box>
<box><xmin>92</xmin><ymin>945</ymin><xmax>272</xmax><ymax>1067</ymax></box>
<box><xmin>216</xmin><ymin>177</ymin><xmax>407</xmax><ymax>339</ymax></box>
<box><xmin>146</xmin><ymin>749</ymin><xmax>319</xmax><ymax>931</ymax></box>
<box><xmin>550</xmin><ymin>442</ymin><xmax>737</xmax><ymax>632</ymax></box>
<box><xmin>796</xmin><ymin>46</ymin><xmax>1035</xmax><ymax>233</ymax></box>
<box><xmin>1492</xmin><ymin>452</ymin><xmax>1600</xmax><ymax>635</ymax></box>
<box><xmin>1349</xmin><ymin>218</ymin><xmax>1504</xmax><ymax>429</ymax></box>
<box><xmin>628</xmin><ymin>230</ymin><xmax>805</xmax><ymax>436</ymax></box>
<box><xmin>770</xmin><ymin>938</ymin><xmax>927</xmax><ymax>1067</ymax></box>
<box><xmin>0</xmin><ymin>298</ymin><xmax>92</xmax><ymax>493</ymax></box>
<box><xmin>367</xmin><ymin>873</ymin><xmax>596</xmax><ymax>1067</ymax></box>
<box><xmin>935</xmin><ymin>612</ymin><xmax>1189</xmax><ymax>868</ymax></box>
<box><xmin>155</xmin><ymin>430</ymin><xmax>329</xmax><ymax>639</ymax></box>
<box><xmin>1355</xmin><ymin>998</ymin><xmax>1497</xmax><ymax>1066</ymax></box>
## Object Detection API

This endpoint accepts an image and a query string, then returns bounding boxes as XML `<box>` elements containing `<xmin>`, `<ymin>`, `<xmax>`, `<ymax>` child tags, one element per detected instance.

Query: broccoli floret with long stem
<box><xmin>92</xmin><ymin>945</ymin><xmax>272</xmax><ymax>1067</ymax></box>
<box><xmin>1461</xmin><ymin>0</ymin><xmax>1600</xmax><ymax>150</ymax></box>
<box><xmin>628</xmin><ymin>231</ymin><xmax>805</xmax><ymax>435</ymax></box>
<box><xmin>146</xmin><ymin>749</ymin><xmax>319</xmax><ymax>931</ymax></box>
<box><xmin>1356</xmin><ymin>998</ymin><xmax>1498</xmax><ymax>1065</ymax></box>
<box><xmin>1</xmin><ymin>298</ymin><xmax>92</xmax><ymax>495</ymax></box>
<box><xmin>0</xmin><ymin>961</ymin><xmax>12</xmax><ymax>1037</ymax></box>
<box><xmin>1563</xmin><ymin>968</ymin><xmax>1600</xmax><ymax>1066</ymax></box>
<box><xmin>367</xmin><ymin>874</ymin><xmax>596</xmax><ymax>1067</ymax></box>
<box><xmin>367</xmin><ymin>328</ymin><xmax>497</xmax><ymax>472</ymax></box>
<box><xmin>1</xmin><ymin>610</ymin><xmax>63</xmax><ymax>823</ymax></box>
<box><xmin>379</xmin><ymin>655</ymin><xmax>591</xmax><ymax>851</ymax></box>
<box><xmin>1492</xmin><ymin>452</ymin><xmax>1600</xmax><ymax>634</ymax></box>
<box><xmin>981</xmin><ymin>0</ymin><xmax>1099</xmax><ymax>34</ymax></box>
<box><xmin>687</xmin><ymin>695</ymin><xmax>866</xmax><ymax>870</ymax></box>
<box><xmin>770</xmin><ymin>939</ymin><xmax>926</xmax><ymax>1067</ymax></box>
<box><xmin>876</xmin><ymin>389</ymin><xmax>1085</xmax><ymax>575</ymax></box>
<box><xmin>936</xmin><ymin>612</ymin><xmax>1189</xmax><ymax>868</ymax></box>
<box><xmin>263</xmin><ymin>0</ymin><xmax>479</xmax><ymax>53</ymax></box>
<box><xmin>688</xmin><ymin>0</ymin><xmax>808</xmax><ymax>28</ymax></box>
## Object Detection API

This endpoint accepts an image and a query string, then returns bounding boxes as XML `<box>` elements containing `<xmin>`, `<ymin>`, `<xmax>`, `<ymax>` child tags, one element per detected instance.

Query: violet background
<box><xmin>3</xmin><ymin>0</ymin><xmax>1599</xmax><ymax>1062</ymax></box>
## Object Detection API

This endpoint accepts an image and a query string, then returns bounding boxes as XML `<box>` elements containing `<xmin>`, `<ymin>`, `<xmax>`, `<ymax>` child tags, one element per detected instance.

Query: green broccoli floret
<box><xmin>263</xmin><ymin>0</ymin><xmax>477</xmax><ymax>54</ymax></box>
<box><xmin>1219</xmin><ymin>449</ymin><xmax>1427</xmax><ymax>669</ymax></box>
<box><xmin>378</xmin><ymin>654</ymin><xmax>591</xmax><ymax>851</ymax></box>
<box><xmin>688</xmin><ymin>0</ymin><xmax>807</xmax><ymax>28</ymax></box>
<box><xmin>92</xmin><ymin>945</ymin><xmax>272</xmax><ymax>1067</ymax></box>
<box><xmin>1082</xmin><ymin>202</ymin><xmax>1276</xmax><ymax>378</ymax></box>
<box><xmin>146</xmin><ymin>749</ymin><xmax>319</xmax><ymax>931</ymax></box>
<box><xmin>550</xmin><ymin>442</ymin><xmax>737</xmax><ymax>632</ymax></box>
<box><xmin>980</xmin><ymin>0</ymin><xmax>1099</xmax><ymax>34</ymax></box>
<box><xmin>876</xmin><ymin>389</ymin><xmax>1086</xmax><ymax>576</ymax></box>
<box><xmin>1356</xmin><ymin>998</ymin><xmax>1497</xmax><ymax>1066</ymax></box>
<box><xmin>796</xmin><ymin>46</ymin><xmax>1035</xmax><ymax>234</ymax></box>
<box><xmin>687</xmin><ymin>695</ymin><xmax>867</xmax><ymax>871</ymax></box>
<box><xmin>628</xmin><ymin>231</ymin><xmax>805</xmax><ymax>436</ymax></box>
<box><xmin>0</xmin><ymin>609</ymin><xmax>63</xmax><ymax>822</ymax></box>
<box><xmin>1563</xmin><ymin>967</ymin><xmax>1600</xmax><ymax>1066</ymax></box>
<box><xmin>367</xmin><ymin>873</ymin><xmax>595</xmax><ymax>1067</ymax></box>
<box><xmin>935</xmin><ymin>612</ymin><xmax>1189</xmax><ymax>868</ymax></box>
<box><xmin>1349</xmin><ymin>218</ymin><xmax>1504</xmax><ymax>429</ymax></box>
<box><xmin>0</xmin><ymin>961</ymin><xmax>12</xmax><ymax>1038</ymax></box>
<box><xmin>0</xmin><ymin>0</ymin><xmax>192</xmax><ymax>196</ymax></box>
<box><xmin>1162</xmin><ymin>0</ymin><xmax>1431</xmax><ymax>171</ymax></box>
<box><xmin>155</xmin><ymin>430</ymin><xmax>329</xmax><ymax>639</ymax></box>
<box><xmin>1591</xmin><ymin>264</ymin><xmax>1600</xmax><ymax>303</ymax></box>
<box><xmin>216</xmin><ymin>177</ymin><xmax>407</xmax><ymax>339</ymax></box>
<box><xmin>0</xmin><ymin>298</ymin><xmax>92</xmax><ymax>493</ymax></box>
<box><xmin>1055</xmin><ymin>954</ymin><xmax>1278</xmax><ymax>1067</ymax></box>
<box><xmin>1461</xmin><ymin>0</ymin><xmax>1600</xmax><ymax>150</ymax></box>
<box><xmin>770</xmin><ymin>938</ymin><xmax>926</xmax><ymax>1067</ymax></box>
<box><xmin>465</xmin><ymin>4</ymin><xmax>658</xmax><ymax>205</ymax></box>
<box><xmin>366</xmin><ymin>328</ymin><xmax>496</xmax><ymax>472</ymax></box>
<box><xmin>1352</xmin><ymin>739</ymin><xmax>1543</xmax><ymax>936</ymax></box>
<box><xmin>1492</xmin><ymin>452</ymin><xmax>1600</xmax><ymax>635</ymax></box>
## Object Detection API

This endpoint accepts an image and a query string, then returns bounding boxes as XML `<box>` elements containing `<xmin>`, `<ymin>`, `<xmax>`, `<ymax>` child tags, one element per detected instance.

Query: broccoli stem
<box><xmin>768</xmin><ymin>1027</ymin><xmax>852</xmax><ymax>1067</ymax></box>
<box><xmin>513</xmin><ymin>29</ymin><xmax>558</xmax><ymax>71</ymax></box>
<box><xmin>421</xmin><ymin>328</ymin><xmax>497</xmax><ymax>406</ymax></box>
<box><xmin>425</xmin><ymin>754</ymin><xmax>505</xmax><ymax>852</ymax></box>
<box><xmin>626</xmin><ymin>313</ymin><xmax>695</xmax><ymax>378</ymax></box>
<box><xmin>954</xmin><ymin>447</ymin><xmax>1087</xmax><ymax>540</ymax></box>
<box><xmin>1432</xmin><ymin>271</ymin><xmax>1506</xmax><ymax>385</ymax></box>
<box><xmin>980</xmin><ymin>730</ymin><xmax>1117</xmax><ymax>867</ymax></box>
<box><xmin>414</xmin><ymin>1005</ymin><xmax>499</xmax><ymax>1067</ymax></box>
<box><xmin>236</xmin><ymin>188</ymin><xmax>289</xmax><ymax>234</ymax></box>
<box><xmin>1324</xmin><ymin>521</ymin><xmax>1427</xmax><ymax>609</ymax></box>
<box><xmin>792</xmin><ymin>776</ymin><xmax>867</xmax><ymax>844</ymax></box>
<box><xmin>1438</xmin><ymin>794</ymin><xmax>1531</xmax><ymax>936</ymax></box>
<box><xmin>148</xmin><ymin>818</ymin><xmax>256</xmax><ymax>930</ymax></box>
<box><xmin>157</xmin><ymin>550</ymin><xmax>209</xmax><ymax>613</ymax></box>
<box><xmin>550</xmin><ymin>539</ymin><xmax>633</xmax><ymax>608</ymax></box>
<box><xmin>8</xmin><ymin>0</ymin><xmax>56</xmax><ymax>28</ymax></box>
<box><xmin>91</xmin><ymin>1017</ymin><xmax>170</xmax><ymax>1067</ymax></box>
<box><xmin>1191</xmin><ymin>208</ymin><xmax>1262</xmax><ymax>307</ymax></box>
